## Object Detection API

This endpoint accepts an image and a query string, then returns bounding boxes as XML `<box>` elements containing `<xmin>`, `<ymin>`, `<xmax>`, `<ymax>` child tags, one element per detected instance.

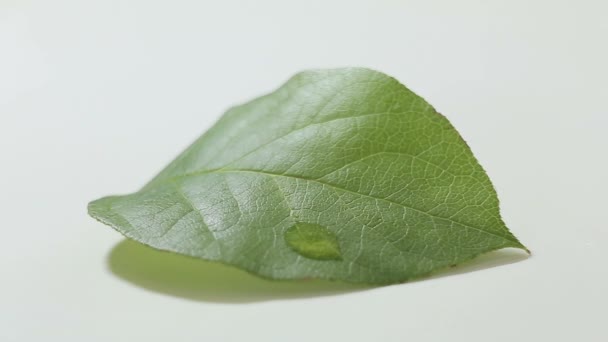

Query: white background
<box><xmin>2</xmin><ymin>1</ymin><xmax>607</xmax><ymax>341</ymax></box>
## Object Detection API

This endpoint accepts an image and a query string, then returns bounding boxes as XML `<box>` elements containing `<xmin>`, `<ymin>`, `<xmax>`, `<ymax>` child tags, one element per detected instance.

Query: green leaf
<box><xmin>89</xmin><ymin>68</ymin><xmax>527</xmax><ymax>284</ymax></box>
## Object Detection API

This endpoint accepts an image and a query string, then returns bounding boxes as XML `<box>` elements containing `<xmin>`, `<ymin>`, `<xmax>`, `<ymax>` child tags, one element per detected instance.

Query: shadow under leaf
<box><xmin>107</xmin><ymin>239</ymin><xmax>529</xmax><ymax>303</ymax></box>
<box><xmin>107</xmin><ymin>240</ymin><xmax>368</xmax><ymax>303</ymax></box>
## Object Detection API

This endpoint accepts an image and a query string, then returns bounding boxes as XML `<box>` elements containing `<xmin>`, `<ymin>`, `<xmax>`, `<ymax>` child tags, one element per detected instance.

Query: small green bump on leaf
<box><xmin>284</xmin><ymin>223</ymin><xmax>342</xmax><ymax>261</ymax></box>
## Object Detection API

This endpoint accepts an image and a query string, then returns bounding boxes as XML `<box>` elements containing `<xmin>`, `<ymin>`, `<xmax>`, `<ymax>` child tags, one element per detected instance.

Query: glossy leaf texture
<box><xmin>89</xmin><ymin>68</ymin><xmax>527</xmax><ymax>284</ymax></box>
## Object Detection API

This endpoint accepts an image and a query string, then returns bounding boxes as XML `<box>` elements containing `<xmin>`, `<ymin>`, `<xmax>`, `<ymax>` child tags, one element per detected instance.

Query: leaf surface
<box><xmin>89</xmin><ymin>68</ymin><xmax>526</xmax><ymax>284</ymax></box>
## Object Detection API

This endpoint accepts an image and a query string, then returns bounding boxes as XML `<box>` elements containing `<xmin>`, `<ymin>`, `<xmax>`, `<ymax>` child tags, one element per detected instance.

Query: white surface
<box><xmin>2</xmin><ymin>1</ymin><xmax>607</xmax><ymax>341</ymax></box>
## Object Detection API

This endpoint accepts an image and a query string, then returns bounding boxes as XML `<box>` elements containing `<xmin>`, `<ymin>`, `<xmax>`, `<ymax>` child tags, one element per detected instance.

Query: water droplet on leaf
<box><xmin>284</xmin><ymin>223</ymin><xmax>342</xmax><ymax>260</ymax></box>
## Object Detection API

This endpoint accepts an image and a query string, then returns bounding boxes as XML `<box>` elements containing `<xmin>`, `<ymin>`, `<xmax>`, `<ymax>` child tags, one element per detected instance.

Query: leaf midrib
<box><xmin>157</xmin><ymin>168</ymin><xmax>516</xmax><ymax>244</ymax></box>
